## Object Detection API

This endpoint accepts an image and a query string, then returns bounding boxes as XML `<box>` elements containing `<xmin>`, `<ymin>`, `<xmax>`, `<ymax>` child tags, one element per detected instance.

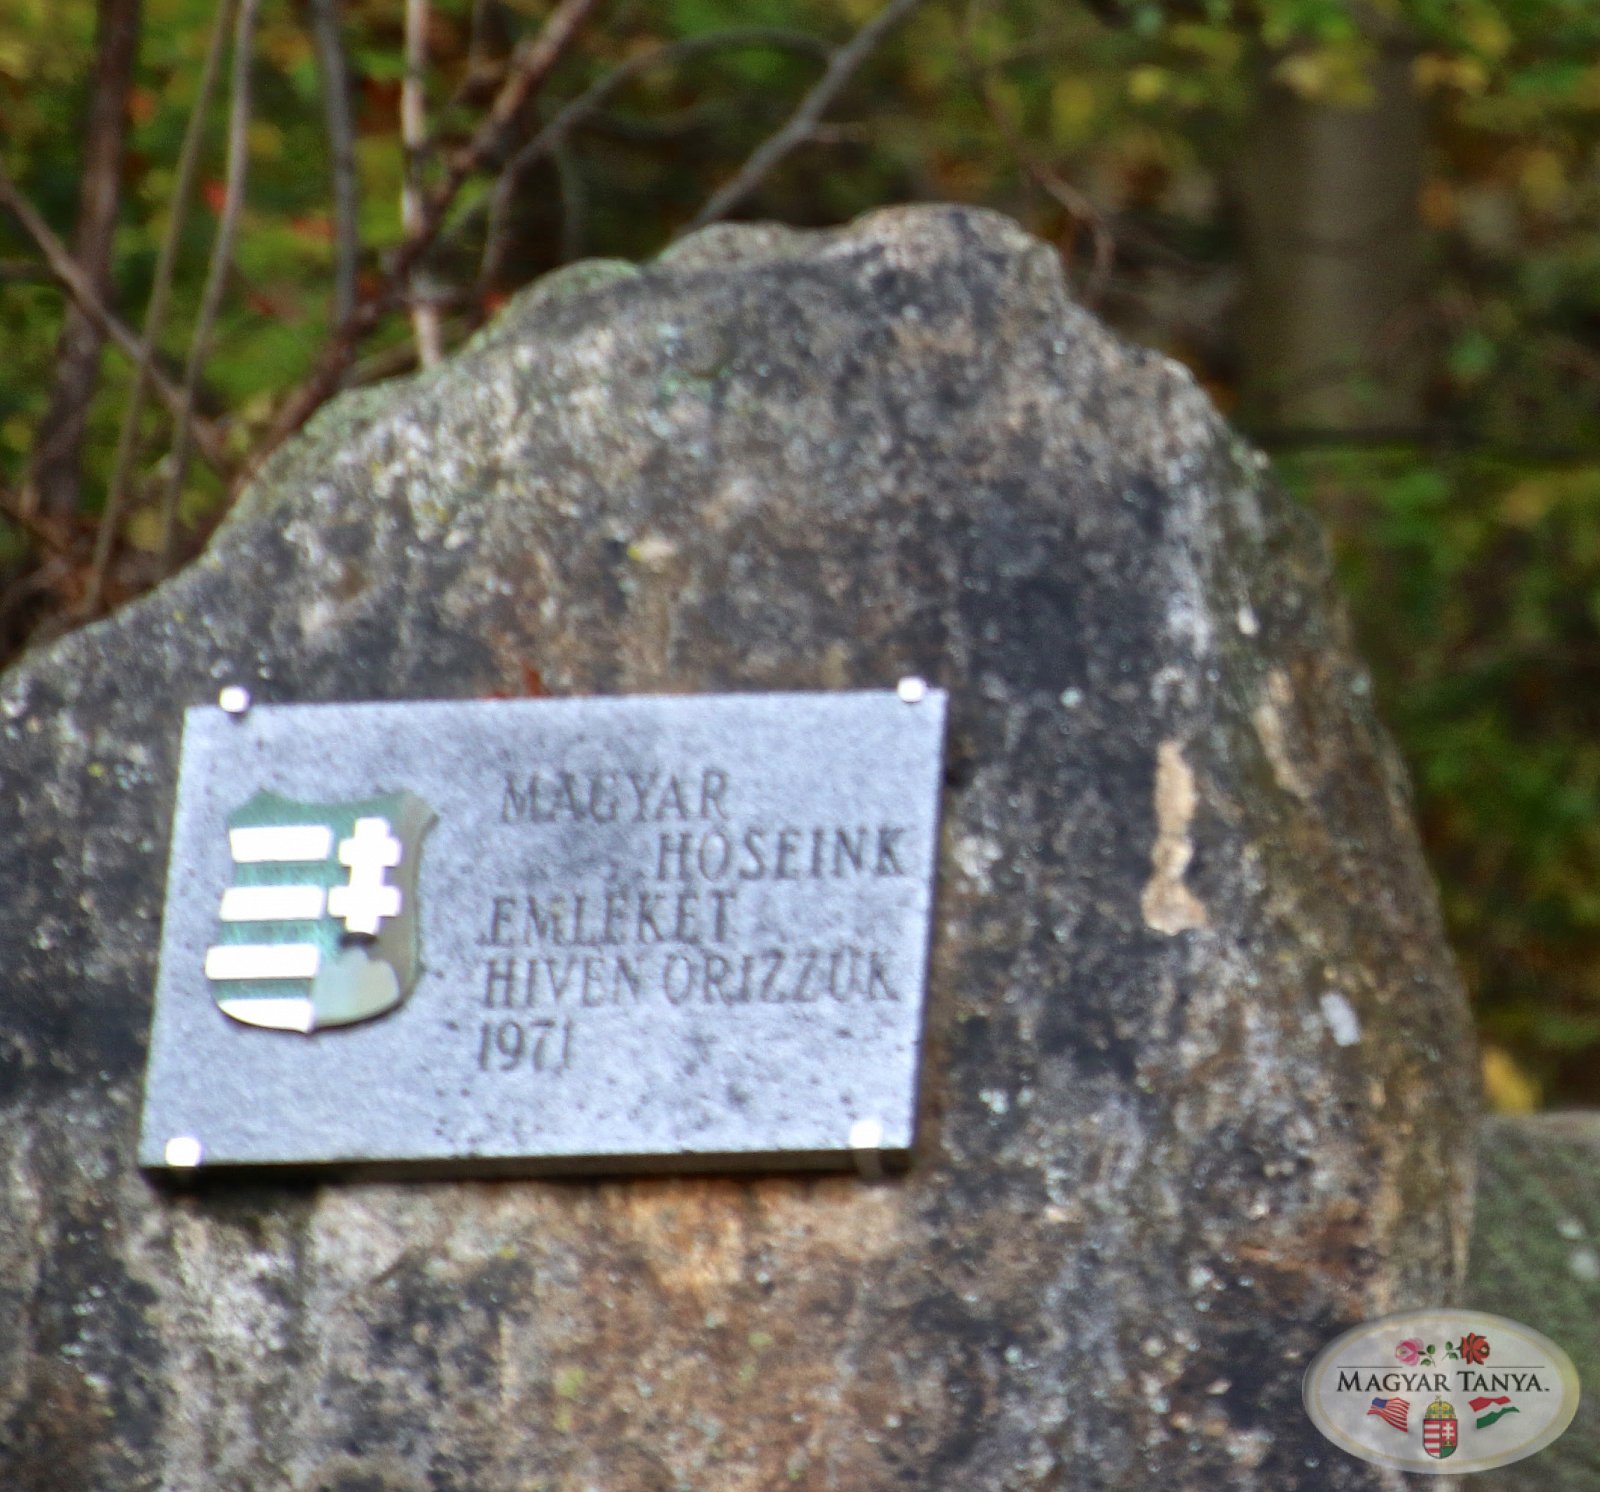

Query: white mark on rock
<box><xmin>1319</xmin><ymin>991</ymin><xmax>1362</xmax><ymax>1047</ymax></box>
<box><xmin>1140</xmin><ymin>741</ymin><xmax>1208</xmax><ymax>935</ymax></box>
<box><xmin>953</xmin><ymin>833</ymin><xmax>1003</xmax><ymax>888</ymax></box>
<box><xmin>627</xmin><ymin>533</ymin><xmax>678</xmax><ymax>570</ymax></box>
<box><xmin>1556</xmin><ymin>1216</ymin><xmax>1584</xmax><ymax>1241</ymax></box>
<box><xmin>1252</xmin><ymin>668</ymin><xmax>1312</xmax><ymax>799</ymax></box>
<box><xmin>980</xmin><ymin>1088</ymin><xmax>1010</xmax><ymax>1117</ymax></box>
<box><xmin>1569</xmin><ymin>1247</ymin><xmax>1600</xmax><ymax>1283</ymax></box>
<box><xmin>1236</xmin><ymin>604</ymin><xmax>1259</xmax><ymax>637</ymax></box>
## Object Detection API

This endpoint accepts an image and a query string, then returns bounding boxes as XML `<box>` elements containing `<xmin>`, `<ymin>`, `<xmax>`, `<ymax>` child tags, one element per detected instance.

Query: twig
<box><xmin>685</xmin><ymin>0</ymin><xmax>926</xmax><ymax>232</ymax></box>
<box><xmin>1250</xmin><ymin>427</ymin><xmax>1598</xmax><ymax>464</ymax></box>
<box><xmin>88</xmin><ymin>0</ymin><xmax>234</xmax><ymax>616</ymax></box>
<box><xmin>468</xmin><ymin>0</ymin><xmax>601</xmax><ymax>160</ymax></box>
<box><xmin>552</xmin><ymin>139</ymin><xmax>586</xmax><ymax>263</ymax></box>
<box><xmin>479</xmin><ymin>26</ymin><xmax>828</xmax><ymax>288</ymax></box>
<box><xmin>402</xmin><ymin>0</ymin><xmax>443</xmax><ymax>366</ymax></box>
<box><xmin>451</xmin><ymin>0</ymin><xmax>512</xmax><ymax>110</ymax></box>
<box><xmin>0</xmin><ymin>487</ymin><xmax>80</xmax><ymax>557</ymax></box>
<box><xmin>26</xmin><ymin>0</ymin><xmax>143</xmax><ymax>520</ymax></box>
<box><xmin>249</xmin><ymin>0</ymin><xmax>601</xmax><ymax>479</ymax></box>
<box><xmin>0</xmin><ymin>260</ymin><xmax>53</xmax><ymax>283</ymax></box>
<box><xmin>960</xmin><ymin>0</ymin><xmax>1113</xmax><ymax>305</ymax></box>
<box><xmin>0</xmin><ymin>551</ymin><xmax>78</xmax><ymax>640</ymax></box>
<box><xmin>309</xmin><ymin>0</ymin><xmax>360</xmax><ymax>328</ymax></box>
<box><xmin>159</xmin><ymin>0</ymin><xmax>260</xmax><ymax>570</ymax></box>
<box><xmin>0</xmin><ymin>160</ymin><xmax>229</xmax><ymax>472</ymax></box>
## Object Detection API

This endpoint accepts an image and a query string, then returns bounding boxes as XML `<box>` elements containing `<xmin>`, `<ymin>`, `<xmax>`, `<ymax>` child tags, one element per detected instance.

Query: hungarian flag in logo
<box><xmin>1423</xmin><ymin>1400</ymin><xmax>1459</xmax><ymax>1459</ymax></box>
<box><xmin>1470</xmin><ymin>1395</ymin><xmax>1520</xmax><ymax>1429</ymax></box>
<box><xmin>1366</xmin><ymin>1397</ymin><xmax>1409</xmax><ymax>1432</ymax></box>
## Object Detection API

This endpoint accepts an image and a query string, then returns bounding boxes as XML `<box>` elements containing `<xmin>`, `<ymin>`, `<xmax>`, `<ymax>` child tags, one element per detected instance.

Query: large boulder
<box><xmin>0</xmin><ymin>206</ymin><xmax>1476</xmax><ymax>1489</ymax></box>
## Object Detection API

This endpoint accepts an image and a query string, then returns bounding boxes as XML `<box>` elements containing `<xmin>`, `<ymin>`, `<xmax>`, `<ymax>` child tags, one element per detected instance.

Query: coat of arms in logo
<box><xmin>203</xmin><ymin>789</ymin><xmax>435</xmax><ymax>1033</ymax></box>
<box><xmin>1422</xmin><ymin>1399</ymin><xmax>1459</xmax><ymax>1459</ymax></box>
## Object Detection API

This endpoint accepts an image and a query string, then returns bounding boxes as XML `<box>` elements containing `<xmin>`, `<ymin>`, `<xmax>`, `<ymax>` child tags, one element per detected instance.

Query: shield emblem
<box><xmin>204</xmin><ymin>789</ymin><xmax>435</xmax><ymax>1033</ymax></box>
<box><xmin>1423</xmin><ymin>1400</ymin><xmax>1459</xmax><ymax>1460</ymax></box>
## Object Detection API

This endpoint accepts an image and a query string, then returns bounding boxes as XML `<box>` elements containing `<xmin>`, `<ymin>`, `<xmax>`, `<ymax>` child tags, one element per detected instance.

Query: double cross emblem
<box><xmin>203</xmin><ymin>790</ymin><xmax>433</xmax><ymax>1033</ymax></box>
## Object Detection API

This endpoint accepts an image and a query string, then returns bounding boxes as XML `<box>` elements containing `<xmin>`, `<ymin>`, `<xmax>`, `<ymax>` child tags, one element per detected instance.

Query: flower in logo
<box><xmin>1459</xmin><ymin>1333</ymin><xmax>1491</xmax><ymax>1366</ymax></box>
<box><xmin>1395</xmin><ymin>1339</ymin><xmax>1423</xmax><ymax>1366</ymax></box>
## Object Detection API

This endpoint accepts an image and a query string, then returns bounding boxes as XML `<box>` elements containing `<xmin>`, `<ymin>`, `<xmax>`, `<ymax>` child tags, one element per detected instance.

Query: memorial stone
<box><xmin>0</xmin><ymin>205</ymin><xmax>1477</xmax><ymax>1489</ymax></box>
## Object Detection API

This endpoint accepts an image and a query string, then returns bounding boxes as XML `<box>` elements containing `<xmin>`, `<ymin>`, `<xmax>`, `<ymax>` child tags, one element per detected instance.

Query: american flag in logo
<box><xmin>1366</xmin><ymin>1397</ymin><xmax>1410</xmax><ymax>1432</ymax></box>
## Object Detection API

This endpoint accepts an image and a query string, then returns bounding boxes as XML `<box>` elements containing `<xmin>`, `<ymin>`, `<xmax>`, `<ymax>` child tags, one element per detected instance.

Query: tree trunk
<box><xmin>1237</xmin><ymin>34</ymin><xmax>1426</xmax><ymax>434</ymax></box>
<box><xmin>27</xmin><ymin>0</ymin><xmax>143</xmax><ymax>519</ymax></box>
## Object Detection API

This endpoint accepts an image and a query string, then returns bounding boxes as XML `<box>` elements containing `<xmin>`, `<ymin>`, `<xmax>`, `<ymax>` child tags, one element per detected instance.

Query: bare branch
<box><xmin>88</xmin><ymin>0</ymin><xmax>234</xmax><ymax>616</ymax></box>
<box><xmin>685</xmin><ymin>0</ymin><xmax>925</xmax><ymax>233</ymax></box>
<box><xmin>159</xmin><ymin>0</ymin><xmax>261</xmax><ymax>570</ymax></box>
<box><xmin>309</xmin><ymin>0</ymin><xmax>360</xmax><ymax>329</ymax></box>
<box><xmin>0</xmin><ymin>487</ymin><xmax>80</xmax><ymax>558</ymax></box>
<box><xmin>553</xmin><ymin>140</ymin><xmax>586</xmax><ymax>264</ymax></box>
<box><xmin>470</xmin><ymin>0</ymin><xmax>602</xmax><ymax>158</ymax></box>
<box><xmin>26</xmin><ymin>0</ymin><xmax>143</xmax><ymax>519</ymax></box>
<box><xmin>479</xmin><ymin>26</ymin><xmax>828</xmax><ymax>289</ymax></box>
<box><xmin>250</xmin><ymin>0</ymin><xmax>601</xmax><ymax>478</ymax></box>
<box><xmin>403</xmin><ymin>0</ymin><xmax>443</xmax><ymax>366</ymax></box>
<box><xmin>0</xmin><ymin>162</ymin><xmax>229</xmax><ymax>473</ymax></box>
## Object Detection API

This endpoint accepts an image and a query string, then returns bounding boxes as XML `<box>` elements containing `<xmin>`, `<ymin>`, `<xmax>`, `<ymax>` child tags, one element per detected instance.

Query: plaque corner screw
<box><xmin>164</xmin><ymin>1135</ymin><xmax>205</xmax><ymax>1169</ymax></box>
<box><xmin>849</xmin><ymin>1117</ymin><xmax>885</xmax><ymax>1181</ymax></box>
<box><xmin>896</xmin><ymin>676</ymin><xmax>928</xmax><ymax>705</ymax></box>
<box><xmin>218</xmin><ymin>685</ymin><xmax>252</xmax><ymax>716</ymax></box>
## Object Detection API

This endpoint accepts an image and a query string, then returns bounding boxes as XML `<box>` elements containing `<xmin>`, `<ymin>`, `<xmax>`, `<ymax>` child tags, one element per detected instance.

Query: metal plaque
<box><xmin>138</xmin><ymin>688</ymin><xmax>946</xmax><ymax>1177</ymax></box>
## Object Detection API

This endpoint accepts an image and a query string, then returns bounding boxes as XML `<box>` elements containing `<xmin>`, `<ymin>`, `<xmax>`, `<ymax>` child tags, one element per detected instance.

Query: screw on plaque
<box><xmin>896</xmin><ymin>677</ymin><xmax>928</xmax><ymax>704</ymax></box>
<box><xmin>218</xmin><ymin>685</ymin><xmax>252</xmax><ymax>716</ymax></box>
<box><xmin>849</xmin><ymin>1117</ymin><xmax>886</xmax><ymax>1180</ymax></box>
<box><xmin>164</xmin><ymin>1136</ymin><xmax>204</xmax><ymax>1169</ymax></box>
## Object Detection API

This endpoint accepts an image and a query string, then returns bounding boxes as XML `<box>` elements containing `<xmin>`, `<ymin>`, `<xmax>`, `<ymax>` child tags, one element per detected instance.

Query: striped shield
<box><xmin>1423</xmin><ymin>1400</ymin><xmax>1459</xmax><ymax>1460</ymax></box>
<box><xmin>204</xmin><ymin>789</ymin><xmax>435</xmax><ymax>1033</ymax></box>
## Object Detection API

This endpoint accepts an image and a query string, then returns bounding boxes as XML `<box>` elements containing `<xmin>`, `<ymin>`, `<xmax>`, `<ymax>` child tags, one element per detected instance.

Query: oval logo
<box><xmin>1303</xmin><ymin>1309</ymin><xmax>1580</xmax><ymax>1474</ymax></box>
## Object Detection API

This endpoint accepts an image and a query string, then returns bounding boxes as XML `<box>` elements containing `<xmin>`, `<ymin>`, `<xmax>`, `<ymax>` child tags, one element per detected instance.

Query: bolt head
<box><xmin>164</xmin><ymin>1136</ymin><xmax>204</xmax><ymax>1168</ymax></box>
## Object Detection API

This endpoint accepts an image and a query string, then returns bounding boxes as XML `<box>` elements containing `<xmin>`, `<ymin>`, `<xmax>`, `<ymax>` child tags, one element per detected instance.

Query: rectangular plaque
<box><xmin>138</xmin><ymin>688</ymin><xmax>946</xmax><ymax>1176</ymax></box>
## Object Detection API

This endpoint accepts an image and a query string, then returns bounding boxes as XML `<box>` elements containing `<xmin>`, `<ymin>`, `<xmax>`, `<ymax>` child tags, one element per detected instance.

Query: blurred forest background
<box><xmin>1</xmin><ymin>0</ymin><xmax>1597</xmax><ymax>1106</ymax></box>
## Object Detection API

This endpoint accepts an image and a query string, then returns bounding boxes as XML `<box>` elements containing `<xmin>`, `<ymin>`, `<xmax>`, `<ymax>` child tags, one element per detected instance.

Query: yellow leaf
<box><xmin>248</xmin><ymin>120</ymin><xmax>285</xmax><ymax>163</ymax></box>
<box><xmin>125</xmin><ymin>507</ymin><xmax>165</xmax><ymax>555</ymax></box>
<box><xmin>1482</xmin><ymin>1045</ymin><xmax>1540</xmax><ymax>1115</ymax></box>
<box><xmin>1417</xmin><ymin>53</ymin><xmax>1490</xmax><ymax>96</ymax></box>
<box><xmin>1051</xmin><ymin>78</ymin><xmax>1098</xmax><ymax>142</ymax></box>
<box><xmin>1277</xmin><ymin>45</ymin><xmax>1374</xmax><ymax>106</ymax></box>
<box><xmin>1463</xmin><ymin>11</ymin><xmax>1513</xmax><ymax>61</ymax></box>
<box><xmin>1520</xmin><ymin>149</ymin><xmax>1567</xmax><ymax>213</ymax></box>
<box><xmin>1127</xmin><ymin>67</ymin><xmax>1168</xmax><ymax>106</ymax></box>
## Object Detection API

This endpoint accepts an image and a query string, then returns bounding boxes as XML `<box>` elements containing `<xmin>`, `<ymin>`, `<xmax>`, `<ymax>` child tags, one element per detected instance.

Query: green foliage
<box><xmin>1286</xmin><ymin>449</ymin><xmax>1600</xmax><ymax>1099</ymax></box>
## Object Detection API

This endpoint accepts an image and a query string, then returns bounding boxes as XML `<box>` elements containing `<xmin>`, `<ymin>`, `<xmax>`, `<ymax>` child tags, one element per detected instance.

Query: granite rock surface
<box><xmin>0</xmin><ymin>205</ymin><xmax>1476</xmax><ymax>1489</ymax></box>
